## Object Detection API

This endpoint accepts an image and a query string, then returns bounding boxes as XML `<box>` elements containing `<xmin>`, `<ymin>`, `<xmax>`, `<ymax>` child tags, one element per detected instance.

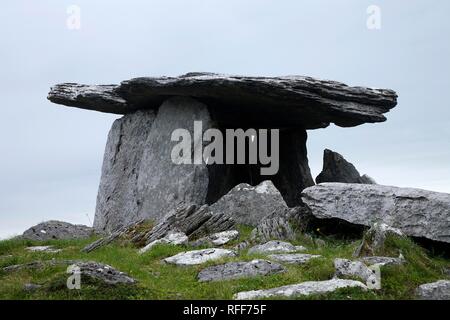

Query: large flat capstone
<box><xmin>302</xmin><ymin>183</ymin><xmax>450</xmax><ymax>244</ymax></box>
<box><xmin>48</xmin><ymin>73</ymin><xmax>397</xmax><ymax>129</ymax></box>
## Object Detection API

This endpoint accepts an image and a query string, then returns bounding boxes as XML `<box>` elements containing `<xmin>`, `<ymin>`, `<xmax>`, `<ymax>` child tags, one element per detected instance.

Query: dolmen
<box><xmin>48</xmin><ymin>73</ymin><xmax>398</xmax><ymax>233</ymax></box>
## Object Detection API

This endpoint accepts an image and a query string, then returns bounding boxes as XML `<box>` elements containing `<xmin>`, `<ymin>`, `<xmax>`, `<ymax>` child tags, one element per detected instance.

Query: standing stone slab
<box><xmin>94</xmin><ymin>110</ymin><xmax>156</xmax><ymax>232</ymax></box>
<box><xmin>234</xmin><ymin>279</ymin><xmax>368</xmax><ymax>300</ymax></box>
<box><xmin>302</xmin><ymin>183</ymin><xmax>450</xmax><ymax>244</ymax></box>
<box><xmin>198</xmin><ymin>260</ymin><xmax>285</xmax><ymax>282</ymax></box>
<box><xmin>137</xmin><ymin>97</ymin><xmax>213</xmax><ymax>223</ymax></box>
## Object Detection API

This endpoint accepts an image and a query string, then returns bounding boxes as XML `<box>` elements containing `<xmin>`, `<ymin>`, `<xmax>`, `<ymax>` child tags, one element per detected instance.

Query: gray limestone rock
<box><xmin>248</xmin><ymin>241</ymin><xmax>306</xmax><ymax>255</ymax></box>
<box><xmin>316</xmin><ymin>149</ymin><xmax>376</xmax><ymax>184</ymax></box>
<box><xmin>197</xmin><ymin>259</ymin><xmax>285</xmax><ymax>282</ymax></box>
<box><xmin>354</xmin><ymin>223</ymin><xmax>405</xmax><ymax>257</ymax></box>
<box><xmin>302</xmin><ymin>183</ymin><xmax>450</xmax><ymax>244</ymax></box>
<box><xmin>210</xmin><ymin>181</ymin><xmax>288</xmax><ymax>227</ymax></box>
<box><xmin>334</xmin><ymin>258</ymin><xmax>378</xmax><ymax>285</ymax></box>
<box><xmin>416</xmin><ymin>280</ymin><xmax>450</xmax><ymax>300</ymax></box>
<box><xmin>163</xmin><ymin>248</ymin><xmax>236</xmax><ymax>266</ymax></box>
<box><xmin>68</xmin><ymin>261</ymin><xmax>136</xmax><ymax>286</ymax></box>
<box><xmin>26</xmin><ymin>246</ymin><xmax>62</xmax><ymax>253</ymax></box>
<box><xmin>268</xmin><ymin>253</ymin><xmax>321</xmax><ymax>265</ymax></box>
<box><xmin>192</xmin><ymin>230</ymin><xmax>239</xmax><ymax>247</ymax></box>
<box><xmin>94</xmin><ymin>110</ymin><xmax>156</xmax><ymax>233</ymax></box>
<box><xmin>139</xmin><ymin>231</ymin><xmax>188</xmax><ymax>254</ymax></box>
<box><xmin>22</xmin><ymin>221</ymin><xmax>94</xmax><ymax>241</ymax></box>
<box><xmin>359</xmin><ymin>255</ymin><xmax>405</xmax><ymax>267</ymax></box>
<box><xmin>48</xmin><ymin>73</ymin><xmax>398</xmax><ymax>129</ymax></box>
<box><xmin>234</xmin><ymin>279</ymin><xmax>368</xmax><ymax>300</ymax></box>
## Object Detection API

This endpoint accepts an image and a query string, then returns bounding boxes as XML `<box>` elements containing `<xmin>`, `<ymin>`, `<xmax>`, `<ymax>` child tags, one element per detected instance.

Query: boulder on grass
<box><xmin>22</xmin><ymin>221</ymin><xmax>94</xmax><ymax>241</ymax></box>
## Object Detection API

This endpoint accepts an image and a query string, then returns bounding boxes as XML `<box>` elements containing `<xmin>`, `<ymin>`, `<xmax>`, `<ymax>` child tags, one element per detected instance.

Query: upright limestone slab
<box><xmin>136</xmin><ymin>97</ymin><xmax>213</xmax><ymax>222</ymax></box>
<box><xmin>94</xmin><ymin>110</ymin><xmax>156</xmax><ymax>232</ymax></box>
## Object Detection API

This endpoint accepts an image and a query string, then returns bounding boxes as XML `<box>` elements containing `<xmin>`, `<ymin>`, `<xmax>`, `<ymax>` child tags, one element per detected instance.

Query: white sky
<box><xmin>0</xmin><ymin>0</ymin><xmax>449</xmax><ymax>238</ymax></box>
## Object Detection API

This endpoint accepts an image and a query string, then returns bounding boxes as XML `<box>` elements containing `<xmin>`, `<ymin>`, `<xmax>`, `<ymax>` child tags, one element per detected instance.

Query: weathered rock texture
<box><xmin>22</xmin><ymin>221</ymin><xmax>94</xmax><ymax>241</ymax></box>
<box><xmin>192</xmin><ymin>230</ymin><xmax>239</xmax><ymax>247</ymax></box>
<box><xmin>360</xmin><ymin>255</ymin><xmax>405</xmax><ymax>267</ymax></box>
<box><xmin>248</xmin><ymin>241</ymin><xmax>305</xmax><ymax>255</ymax></box>
<box><xmin>268</xmin><ymin>253</ymin><xmax>321</xmax><ymax>265</ymax></box>
<box><xmin>26</xmin><ymin>246</ymin><xmax>62</xmax><ymax>253</ymax></box>
<box><xmin>197</xmin><ymin>260</ymin><xmax>285</xmax><ymax>282</ymax></box>
<box><xmin>68</xmin><ymin>262</ymin><xmax>136</xmax><ymax>286</ymax></box>
<box><xmin>302</xmin><ymin>183</ymin><xmax>450</xmax><ymax>244</ymax></box>
<box><xmin>334</xmin><ymin>258</ymin><xmax>377</xmax><ymax>285</ymax></box>
<box><xmin>48</xmin><ymin>73</ymin><xmax>397</xmax><ymax>128</ymax></box>
<box><xmin>234</xmin><ymin>279</ymin><xmax>368</xmax><ymax>300</ymax></box>
<box><xmin>210</xmin><ymin>181</ymin><xmax>288</xmax><ymax>227</ymax></box>
<box><xmin>250</xmin><ymin>206</ymin><xmax>312</xmax><ymax>243</ymax></box>
<box><xmin>316</xmin><ymin>149</ymin><xmax>376</xmax><ymax>184</ymax></box>
<box><xmin>139</xmin><ymin>232</ymin><xmax>188</xmax><ymax>254</ymax></box>
<box><xmin>48</xmin><ymin>73</ymin><xmax>398</xmax><ymax>232</ymax></box>
<box><xmin>94</xmin><ymin>110</ymin><xmax>156</xmax><ymax>232</ymax></box>
<box><xmin>164</xmin><ymin>248</ymin><xmax>236</xmax><ymax>266</ymax></box>
<box><xmin>416</xmin><ymin>280</ymin><xmax>450</xmax><ymax>300</ymax></box>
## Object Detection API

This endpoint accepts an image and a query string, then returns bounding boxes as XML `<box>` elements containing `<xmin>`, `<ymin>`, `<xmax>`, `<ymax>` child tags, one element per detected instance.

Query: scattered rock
<box><xmin>26</xmin><ymin>246</ymin><xmax>62</xmax><ymax>253</ymax></box>
<box><xmin>210</xmin><ymin>181</ymin><xmax>288</xmax><ymax>227</ymax></box>
<box><xmin>416</xmin><ymin>280</ymin><xmax>450</xmax><ymax>300</ymax></box>
<box><xmin>139</xmin><ymin>232</ymin><xmax>188</xmax><ymax>254</ymax></box>
<box><xmin>334</xmin><ymin>258</ymin><xmax>377</xmax><ymax>285</ymax></box>
<box><xmin>234</xmin><ymin>279</ymin><xmax>368</xmax><ymax>300</ymax></box>
<box><xmin>316</xmin><ymin>149</ymin><xmax>376</xmax><ymax>185</ymax></box>
<box><xmin>268</xmin><ymin>253</ymin><xmax>321</xmax><ymax>265</ymax></box>
<box><xmin>192</xmin><ymin>230</ymin><xmax>239</xmax><ymax>247</ymax></box>
<box><xmin>23</xmin><ymin>283</ymin><xmax>42</xmax><ymax>292</ymax></box>
<box><xmin>22</xmin><ymin>221</ymin><xmax>94</xmax><ymax>241</ymax></box>
<box><xmin>248</xmin><ymin>241</ymin><xmax>306</xmax><ymax>255</ymax></box>
<box><xmin>197</xmin><ymin>260</ymin><xmax>285</xmax><ymax>282</ymax></box>
<box><xmin>302</xmin><ymin>183</ymin><xmax>450</xmax><ymax>244</ymax></box>
<box><xmin>250</xmin><ymin>206</ymin><xmax>311</xmax><ymax>243</ymax></box>
<box><xmin>68</xmin><ymin>261</ymin><xmax>136</xmax><ymax>286</ymax></box>
<box><xmin>360</xmin><ymin>255</ymin><xmax>405</xmax><ymax>267</ymax></box>
<box><xmin>164</xmin><ymin>248</ymin><xmax>236</xmax><ymax>266</ymax></box>
<box><xmin>354</xmin><ymin>223</ymin><xmax>404</xmax><ymax>257</ymax></box>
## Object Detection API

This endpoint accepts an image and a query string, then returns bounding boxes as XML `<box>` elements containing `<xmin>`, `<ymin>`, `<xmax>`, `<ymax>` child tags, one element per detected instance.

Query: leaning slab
<box><xmin>268</xmin><ymin>253</ymin><xmax>321</xmax><ymax>265</ymax></box>
<box><xmin>163</xmin><ymin>248</ymin><xmax>236</xmax><ymax>266</ymax></box>
<box><xmin>22</xmin><ymin>221</ymin><xmax>94</xmax><ymax>241</ymax></box>
<box><xmin>197</xmin><ymin>259</ymin><xmax>285</xmax><ymax>282</ymax></box>
<box><xmin>416</xmin><ymin>280</ymin><xmax>450</xmax><ymax>300</ymax></box>
<box><xmin>48</xmin><ymin>73</ymin><xmax>397</xmax><ymax>128</ymax></box>
<box><xmin>302</xmin><ymin>183</ymin><xmax>450</xmax><ymax>244</ymax></box>
<box><xmin>248</xmin><ymin>241</ymin><xmax>306</xmax><ymax>255</ymax></box>
<box><xmin>234</xmin><ymin>279</ymin><xmax>368</xmax><ymax>300</ymax></box>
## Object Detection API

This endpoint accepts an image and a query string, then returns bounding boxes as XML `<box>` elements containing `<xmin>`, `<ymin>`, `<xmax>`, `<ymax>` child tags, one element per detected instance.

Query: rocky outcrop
<box><xmin>248</xmin><ymin>241</ymin><xmax>306</xmax><ymax>255</ymax></box>
<box><xmin>250</xmin><ymin>206</ymin><xmax>312</xmax><ymax>243</ymax></box>
<box><xmin>164</xmin><ymin>248</ymin><xmax>236</xmax><ymax>266</ymax></box>
<box><xmin>197</xmin><ymin>260</ymin><xmax>285</xmax><ymax>282</ymax></box>
<box><xmin>210</xmin><ymin>181</ymin><xmax>288</xmax><ymax>227</ymax></box>
<box><xmin>268</xmin><ymin>253</ymin><xmax>321</xmax><ymax>264</ymax></box>
<box><xmin>48</xmin><ymin>73</ymin><xmax>397</xmax><ymax>129</ymax></box>
<box><xmin>68</xmin><ymin>262</ymin><xmax>136</xmax><ymax>286</ymax></box>
<box><xmin>234</xmin><ymin>279</ymin><xmax>368</xmax><ymax>300</ymax></box>
<box><xmin>416</xmin><ymin>280</ymin><xmax>450</xmax><ymax>300</ymax></box>
<box><xmin>316</xmin><ymin>149</ymin><xmax>376</xmax><ymax>184</ymax></box>
<box><xmin>22</xmin><ymin>221</ymin><xmax>94</xmax><ymax>241</ymax></box>
<box><xmin>302</xmin><ymin>183</ymin><xmax>450</xmax><ymax>244</ymax></box>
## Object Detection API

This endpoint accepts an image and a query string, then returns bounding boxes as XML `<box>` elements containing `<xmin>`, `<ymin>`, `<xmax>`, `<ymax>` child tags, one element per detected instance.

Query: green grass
<box><xmin>0</xmin><ymin>227</ymin><xmax>448</xmax><ymax>300</ymax></box>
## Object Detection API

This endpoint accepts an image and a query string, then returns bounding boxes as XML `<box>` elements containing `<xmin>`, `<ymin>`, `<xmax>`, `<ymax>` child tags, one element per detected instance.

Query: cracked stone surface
<box><xmin>248</xmin><ymin>241</ymin><xmax>306</xmax><ymax>255</ymax></box>
<box><xmin>234</xmin><ymin>279</ymin><xmax>368</xmax><ymax>300</ymax></box>
<box><xmin>22</xmin><ymin>221</ymin><xmax>94</xmax><ymax>241</ymax></box>
<box><xmin>197</xmin><ymin>259</ymin><xmax>285</xmax><ymax>282</ymax></box>
<box><xmin>334</xmin><ymin>258</ymin><xmax>377</xmax><ymax>285</ymax></box>
<box><xmin>416</xmin><ymin>280</ymin><xmax>450</xmax><ymax>300</ymax></box>
<box><xmin>268</xmin><ymin>253</ymin><xmax>321</xmax><ymax>265</ymax></box>
<box><xmin>68</xmin><ymin>261</ymin><xmax>136</xmax><ymax>286</ymax></box>
<box><xmin>163</xmin><ymin>248</ymin><xmax>236</xmax><ymax>266</ymax></box>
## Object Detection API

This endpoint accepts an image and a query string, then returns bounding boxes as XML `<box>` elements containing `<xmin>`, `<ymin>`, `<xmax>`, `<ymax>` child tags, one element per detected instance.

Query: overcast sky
<box><xmin>1</xmin><ymin>0</ymin><xmax>449</xmax><ymax>239</ymax></box>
